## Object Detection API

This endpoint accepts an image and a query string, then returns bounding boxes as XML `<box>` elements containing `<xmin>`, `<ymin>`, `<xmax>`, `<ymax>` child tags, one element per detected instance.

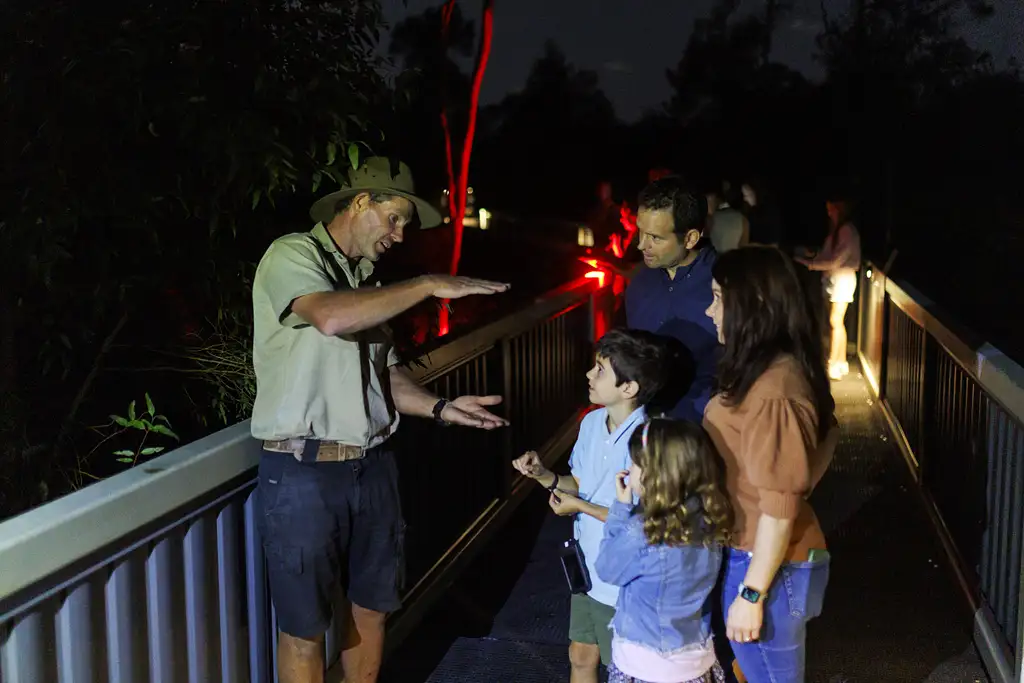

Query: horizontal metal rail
<box><xmin>0</xmin><ymin>275</ymin><xmax>613</xmax><ymax>683</ymax></box>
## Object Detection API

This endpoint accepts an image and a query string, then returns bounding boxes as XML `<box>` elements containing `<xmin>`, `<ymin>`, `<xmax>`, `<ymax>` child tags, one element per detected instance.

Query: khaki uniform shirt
<box><xmin>250</xmin><ymin>222</ymin><xmax>400</xmax><ymax>447</ymax></box>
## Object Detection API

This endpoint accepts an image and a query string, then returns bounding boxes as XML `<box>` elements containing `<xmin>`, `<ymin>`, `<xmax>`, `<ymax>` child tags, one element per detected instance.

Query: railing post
<box><xmin>1016</xmin><ymin>504</ymin><xmax>1024</xmax><ymax>682</ymax></box>
<box><xmin>915</xmin><ymin>331</ymin><xmax>932</xmax><ymax>480</ymax></box>
<box><xmin>879</xmin><ymin>284</ymin><xmax>891</xmax><ymax>401</ymax></box>
<box><xmin>501</xmin><ymin>337</ymin><xmax>515</xmax><ymax>499</ymax></box>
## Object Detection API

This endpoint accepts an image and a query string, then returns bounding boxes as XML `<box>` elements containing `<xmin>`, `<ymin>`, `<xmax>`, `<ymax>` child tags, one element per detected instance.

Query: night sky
<box><xmin>381</xmin><ymin>0</ymin><xmax>1024</xmax><ymax>121</ymax></box>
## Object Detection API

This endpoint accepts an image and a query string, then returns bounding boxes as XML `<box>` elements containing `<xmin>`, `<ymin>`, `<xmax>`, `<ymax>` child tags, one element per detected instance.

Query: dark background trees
<box><xmin>1</xmin><ymin>0</ymin><xmax>1021</xmax><ymax>516</ymax></box>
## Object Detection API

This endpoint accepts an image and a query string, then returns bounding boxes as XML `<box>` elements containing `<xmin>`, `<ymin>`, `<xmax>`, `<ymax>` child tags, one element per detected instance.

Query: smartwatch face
<box><xmin>739</xmin><ymin>586</ymin><xmax>761</xmax><ymax>603</ymax></box>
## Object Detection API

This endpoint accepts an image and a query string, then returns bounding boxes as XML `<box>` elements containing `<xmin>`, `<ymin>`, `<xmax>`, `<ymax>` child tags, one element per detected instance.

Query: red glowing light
<box><xmin>437</xmin><ymin>0</ymin><xmax>494</xmax><ymax>340</ymax></box>
<box><xmin>607</xmin><ymin>233</ymin><xmax>624</xmax><ymax>259</ymax></box>
<box><xmin>437</xmin><ymin>310</ymin><xmax>449</xmax><ymax>336</ymax></box>
<box><xmin>585</xmin><ymin>270</ymin><xmax>607</xmax><ymax>288</ymax></box>
<box><xmin>612</xmin><ymin>273</ymin><xmax>626</xmax><ymax>296</ymax></box>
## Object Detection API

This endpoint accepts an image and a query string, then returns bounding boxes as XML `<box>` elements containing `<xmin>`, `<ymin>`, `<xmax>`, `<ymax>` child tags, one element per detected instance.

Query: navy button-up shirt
<box><xmin>625</xmin><ymin>247</ymin><xmax>720</xmax><ymax>421</ymax></box>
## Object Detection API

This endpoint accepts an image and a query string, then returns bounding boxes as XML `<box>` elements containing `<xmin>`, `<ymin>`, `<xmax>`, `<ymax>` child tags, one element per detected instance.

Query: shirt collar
<box><xmin>608</xmin><ymin>406</ymin><xmax>647</xmax><ymax>444</ymax></box>
<box><xmin>311</xmin><ymin>222</ymin><xmax>375</xmax><ymax>282</ymax></box>
<box><xmin>662</xmin><ymin>246</ymin><xmax>715</xmax><ymax>282</ymax></box>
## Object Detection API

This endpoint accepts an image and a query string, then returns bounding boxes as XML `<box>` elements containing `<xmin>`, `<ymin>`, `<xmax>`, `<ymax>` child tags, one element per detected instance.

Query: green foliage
<box><xmin>0</xmin><ymin>0</ymin><xmax>392</xmax><ymax>511</ymax></box>
<box><xmin>104</xmin><ymin>393</ymin><xmax>179</xmax><ymax>466</ymax></box>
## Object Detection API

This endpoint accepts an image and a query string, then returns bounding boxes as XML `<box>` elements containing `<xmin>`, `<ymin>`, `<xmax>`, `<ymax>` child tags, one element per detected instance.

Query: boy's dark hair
<box><xmin>595</xmin><ymin>328</ymin><xmax>668</xmax><ymax>407</ymax></box>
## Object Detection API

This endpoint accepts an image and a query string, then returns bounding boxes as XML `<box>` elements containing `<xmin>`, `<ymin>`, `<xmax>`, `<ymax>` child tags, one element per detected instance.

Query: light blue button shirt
<box><xmin>569</xmin><ymin>405</ymin><xmax>646</xmax><ymax>607</ymax></box>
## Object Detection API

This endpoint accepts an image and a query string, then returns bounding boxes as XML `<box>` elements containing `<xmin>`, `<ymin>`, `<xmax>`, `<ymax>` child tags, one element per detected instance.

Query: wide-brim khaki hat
<box><xmin>309</xmin><ymin>156</ymin><xmax>443</xmax><ymax>228</ymax></box>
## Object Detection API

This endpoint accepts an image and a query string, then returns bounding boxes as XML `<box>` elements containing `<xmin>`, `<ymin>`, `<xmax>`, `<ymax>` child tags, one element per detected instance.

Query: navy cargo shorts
<box><xmin>255</xmin><ymin>445</ymin><xmax>406</xmax><ymax>639</ymax></box>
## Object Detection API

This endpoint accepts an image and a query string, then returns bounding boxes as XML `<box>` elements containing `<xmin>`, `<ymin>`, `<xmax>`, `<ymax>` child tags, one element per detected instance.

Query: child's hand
<box><xmin>512</xmin><ymin>450</ymin><xmax>549</xmax><ymax>480</ymax></box>
<box><xmin>614</xmin><ymin>470</ymin><xmax>632</xmax><ymax>504</ymax></box>
<box><xmin>549</xmin><ymin>490</ymin><xmax>582</xmax><ymax>516</ymax></box>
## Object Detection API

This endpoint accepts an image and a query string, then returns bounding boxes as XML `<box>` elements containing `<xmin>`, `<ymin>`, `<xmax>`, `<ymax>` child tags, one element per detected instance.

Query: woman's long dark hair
<box><xmin>712</xmin><ymin>247</ymin><xmax>835</xmax><ymax>438</ymax></box>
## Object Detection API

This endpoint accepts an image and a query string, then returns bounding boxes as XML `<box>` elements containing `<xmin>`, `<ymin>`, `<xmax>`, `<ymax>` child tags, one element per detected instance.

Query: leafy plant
<box><xmin>105</xmin><ymin>393</ymin><xmax>180</xmax><ymax>467</ymax></box>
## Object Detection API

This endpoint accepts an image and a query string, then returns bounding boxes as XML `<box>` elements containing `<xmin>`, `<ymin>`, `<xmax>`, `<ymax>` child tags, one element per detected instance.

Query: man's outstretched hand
<box><xmin>426</xmin><ymin>275</ymin><xmax>510</xmax><ymax>300</ymax></box>
<box><xmin>441</xmin><ymin>395</ymin><xmax>509</xmax><ymax>430</ymax></box>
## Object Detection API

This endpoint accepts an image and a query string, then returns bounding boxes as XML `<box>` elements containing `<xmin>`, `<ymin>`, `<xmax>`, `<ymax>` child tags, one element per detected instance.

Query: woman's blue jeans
<box><xmin>722</xmin><ymin>548</ymin><xmax>830</xmax><ymax>683</ymax></box>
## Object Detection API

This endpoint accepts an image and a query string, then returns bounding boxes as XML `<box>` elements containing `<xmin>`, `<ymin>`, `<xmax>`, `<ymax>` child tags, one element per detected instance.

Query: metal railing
<box><xmin>857</xmin><ymin>262</ymin><xmax>1024</xmax><ymax>683</ymax></box>
<box><xmin>0</xmin><ymin>275</ymin><xmax>618</xmax><ymax>683</ymax></box>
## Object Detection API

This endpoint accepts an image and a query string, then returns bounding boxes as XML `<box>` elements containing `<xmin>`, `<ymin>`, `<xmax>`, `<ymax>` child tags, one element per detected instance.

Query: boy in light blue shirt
<box><xmin>513</xmin><ymin>328</ymin><xmax>669</xmax><ymax>682</ymax></box>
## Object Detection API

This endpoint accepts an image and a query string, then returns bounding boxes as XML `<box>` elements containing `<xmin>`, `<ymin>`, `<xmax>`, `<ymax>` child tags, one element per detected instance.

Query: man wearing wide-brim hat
<box><xmin>250</xmin><ymin>156</ymin><xmax>510</xmax><ymax>683</ymax></box>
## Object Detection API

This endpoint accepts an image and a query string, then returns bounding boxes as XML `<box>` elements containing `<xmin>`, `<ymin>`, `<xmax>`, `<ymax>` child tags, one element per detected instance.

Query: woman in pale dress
<box><xmin>796</xmin><ymin>199</ymin><xmax>861</xmax><ymax>380</ymax></box>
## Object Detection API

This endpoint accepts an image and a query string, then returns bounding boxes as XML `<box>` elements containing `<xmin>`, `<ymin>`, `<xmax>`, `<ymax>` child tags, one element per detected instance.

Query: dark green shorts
<box><xmin>568</xmin><ymin>593</ymin><xmax>616</xmax><ymax>665</ymax></box>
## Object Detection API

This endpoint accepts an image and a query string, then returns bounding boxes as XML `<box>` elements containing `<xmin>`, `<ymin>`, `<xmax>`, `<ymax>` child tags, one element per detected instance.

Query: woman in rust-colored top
<box><xmin>702</xmin><ymin>247</ymin><xmax>838</xmax><ymax>683</ymax></box>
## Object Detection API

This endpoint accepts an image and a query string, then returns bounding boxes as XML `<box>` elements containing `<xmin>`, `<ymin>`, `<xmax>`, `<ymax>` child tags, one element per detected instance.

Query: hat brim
<box><xmin>310</xmin><ymin>188</ymin><xmax>443</xmax><ymax>228</ymax></box>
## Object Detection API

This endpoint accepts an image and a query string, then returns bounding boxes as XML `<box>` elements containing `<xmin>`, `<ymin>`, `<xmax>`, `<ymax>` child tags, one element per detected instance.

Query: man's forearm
<box><xmin>389</xmin><ymin>366</ymin><xmax>439</xmax><ymax>418</ymax></box>
<box><xmin>298</xmin><ymin>276</ymin><xmax>434</xmax><ymax>336</ymax></box>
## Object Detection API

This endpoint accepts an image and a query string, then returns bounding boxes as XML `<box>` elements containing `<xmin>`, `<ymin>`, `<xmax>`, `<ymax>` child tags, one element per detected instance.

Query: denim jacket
<box><xmin>595</xmin><ymin>500</ymin><xmax>722</xmax><ymax>654</ymax></box>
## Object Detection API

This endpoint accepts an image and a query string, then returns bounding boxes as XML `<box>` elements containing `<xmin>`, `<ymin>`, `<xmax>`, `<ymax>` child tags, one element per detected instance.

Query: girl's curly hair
<box><xmin>629</xmin><ymin>419</ymin><xmax>734</xmax><ymax>547</ymax></box>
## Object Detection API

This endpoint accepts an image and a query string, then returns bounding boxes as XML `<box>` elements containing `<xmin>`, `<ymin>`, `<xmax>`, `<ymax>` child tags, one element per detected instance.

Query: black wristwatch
<box><xmin>738</xmin><ymin>583</ymin><xmax>765</xmax><ymax>604</ymax></box>
<box><xmin>432</xmin><ymin>398</ymin><xmax>450</xmax><ymax>425</ymax></box>
<box><xmin>546</xmin><ymin>472</ymin><xmax>560</xmax><ymax>493</ymax></box>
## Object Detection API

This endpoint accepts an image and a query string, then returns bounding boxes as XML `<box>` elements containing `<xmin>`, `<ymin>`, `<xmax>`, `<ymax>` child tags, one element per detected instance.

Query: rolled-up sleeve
<box><xmin>740</xmin><ymin>398</ymin><xmax>818</xmax><ymax>520</ymax></box>
<box><xmin>256</xmin><ymin>240</ymin><xmax>334</xmax><ymax>327</ymax></box>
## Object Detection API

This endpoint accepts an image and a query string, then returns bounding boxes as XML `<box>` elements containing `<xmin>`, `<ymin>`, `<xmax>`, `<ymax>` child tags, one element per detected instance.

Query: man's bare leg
<box><xmin>568</xmin><ymin>641</ymin><xmax>600</xmax><ymax>683</ymax></box>
<box><xmin>278</xmin><ymin>632</ymin><xmax>324</xmax><ymax>683</ymax></box>
<box><xmin>341</xmin><ymin>602</ymin><xmax>387</xmax><ymax>683</ymax></box>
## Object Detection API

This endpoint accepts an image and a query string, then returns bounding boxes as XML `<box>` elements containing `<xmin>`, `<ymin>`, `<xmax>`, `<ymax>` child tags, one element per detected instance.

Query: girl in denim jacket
<box><xmin>596</xmin><ymin>419</ymin><xmax>734</xmax><ymax>683</ymax></box>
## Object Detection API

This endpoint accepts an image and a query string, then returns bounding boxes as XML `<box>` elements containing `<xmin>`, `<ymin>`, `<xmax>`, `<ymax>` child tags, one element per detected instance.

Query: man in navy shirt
<box><xmin>625</xmin><ymin>176</ymin><xmax>720</xmax><ymax>422</ymax></box>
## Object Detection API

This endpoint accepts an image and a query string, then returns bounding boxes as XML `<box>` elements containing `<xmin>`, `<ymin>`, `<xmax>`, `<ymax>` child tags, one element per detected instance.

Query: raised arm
<box><xmin>802</xmin><ymin>225</ymin><xmax>856</xmax><ymax>272</ymax></box>
<box><xmin>294</xmin><ymin>278</ymin><xmax>434</xmax><ymax>336</ymax></box>
<box><xmin>258</xmin><ymin>238</ymin><xmax>509</xmax><ymax>337</ymax></box>
<box><xmin>295</xmin><ymin>274</ymin><xmax>509</xmax><ymax>336</ymax></box>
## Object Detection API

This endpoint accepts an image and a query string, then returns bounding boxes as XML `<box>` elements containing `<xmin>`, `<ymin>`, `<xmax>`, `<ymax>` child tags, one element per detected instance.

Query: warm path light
<box><xmin>438</xmin><ymin>0</ymin><xmax>494</xmax><ymax>337</ymax></box>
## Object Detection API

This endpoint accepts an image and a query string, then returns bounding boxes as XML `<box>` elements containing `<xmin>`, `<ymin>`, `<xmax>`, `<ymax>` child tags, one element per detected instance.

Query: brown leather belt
<box><xmin>262</xmin><ymin>438</ymin><xmax>365</xmax><ymax>463</ymax></box>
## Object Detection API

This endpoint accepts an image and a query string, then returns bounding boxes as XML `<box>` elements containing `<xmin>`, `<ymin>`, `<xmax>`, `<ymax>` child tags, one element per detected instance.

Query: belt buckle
<box><xmin>316</xmin><ymin>442</ymin><xmax>363</xmax><ymax>463</ymax></box>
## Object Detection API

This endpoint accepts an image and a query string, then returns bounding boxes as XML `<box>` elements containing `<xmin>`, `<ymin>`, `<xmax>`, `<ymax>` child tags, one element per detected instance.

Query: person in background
<box><xmin>703</xmin><ymin>247</ymin><xmax>839</xmax><ymax>683</ymax></box>
<box><xmin>590</xmin><ymin>181</ymin><xmax>623</xmax><ymax>251</ymax></box>
<box><xmin>512</xmin><ymin>328</ymin><xmax>668</xmax><ymax>683</ymax></box>
<box><xmin>597</xmin><ymin>419</ymin><xmax>733</xmax><ymax>683</ymax></box>
<box><xmin>706</xmin><ymin>183</ymin><xmax>750</xmax><ymax>254</ymax></box>
<box><xmin>739</xmin><ymin>180</ymin><xmax>783</xmax><ymax>247</ymax></box>
<box><xmin>795</xmin><ymin>196</ymin><xmax>862</xmax><ymax>380</ymax></box>
<box><xmin>626</xmin><ymin>176</ymin><xmax>719</xmax><ymax>422</ymax></box>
